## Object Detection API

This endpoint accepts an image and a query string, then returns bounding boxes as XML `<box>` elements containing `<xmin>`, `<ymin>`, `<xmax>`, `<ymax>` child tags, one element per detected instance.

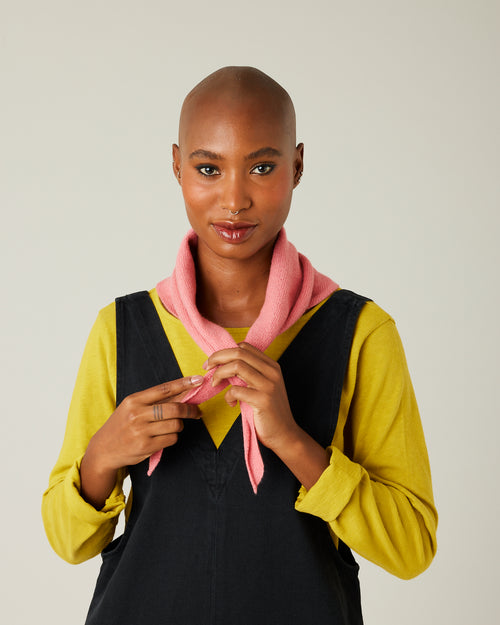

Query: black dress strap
<box><xmin>115</xmin><ymin>291</ymin><xmax>182</xmax><ymax>405</ymax></box>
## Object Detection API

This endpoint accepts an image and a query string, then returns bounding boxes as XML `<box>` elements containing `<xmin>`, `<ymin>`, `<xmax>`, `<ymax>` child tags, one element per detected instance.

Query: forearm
<box><xmin>81</xmin><ymin>440</ymin><xmax>119</xmax><ymax>511</ymax></box>
<box><xmin>270</xmin><ymin>424</ymin><xmax>330</xmax><ymax>491</ymax></box>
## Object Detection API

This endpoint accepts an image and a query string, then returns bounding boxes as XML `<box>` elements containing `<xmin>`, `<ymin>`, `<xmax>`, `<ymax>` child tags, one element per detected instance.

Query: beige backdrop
<box><xmin>1</xmin><ymin>1</ymin><xmax>499</xmax><ymax>623</ymax></box>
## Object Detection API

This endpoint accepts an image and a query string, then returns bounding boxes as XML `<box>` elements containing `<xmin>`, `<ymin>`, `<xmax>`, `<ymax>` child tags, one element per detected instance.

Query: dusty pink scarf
<box><xmin>151</xmin><ymin>228</ymin><xmax>338</xmax><ymax>492</ymax></box>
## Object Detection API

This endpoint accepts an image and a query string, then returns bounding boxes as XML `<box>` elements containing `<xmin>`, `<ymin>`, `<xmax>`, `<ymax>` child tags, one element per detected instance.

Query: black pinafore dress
<box><xmin>85</xmin><ymin>289</ymin><xmax>367</xmax><ymax>625</ymax></box>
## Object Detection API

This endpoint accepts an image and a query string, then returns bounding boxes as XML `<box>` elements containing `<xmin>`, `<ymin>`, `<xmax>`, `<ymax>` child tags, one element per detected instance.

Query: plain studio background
<box><xmin>1</xmin><ymin>1</ymin><xmax>498</xmax><ymax>623</ymax></box>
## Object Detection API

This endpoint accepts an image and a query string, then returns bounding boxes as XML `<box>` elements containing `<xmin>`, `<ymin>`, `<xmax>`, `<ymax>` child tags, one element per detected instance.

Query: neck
<box><xmin>195</xmin><ymin>240</ymin><xmax>274</xmax><ymax>327</ymax></box>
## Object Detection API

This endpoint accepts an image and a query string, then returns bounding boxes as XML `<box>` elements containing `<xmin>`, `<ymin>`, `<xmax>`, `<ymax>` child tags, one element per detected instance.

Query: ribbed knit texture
<box><xmin>153</xmin><ymin>228</ymin><xmax>338</xmax><ymax>492</ymax></box>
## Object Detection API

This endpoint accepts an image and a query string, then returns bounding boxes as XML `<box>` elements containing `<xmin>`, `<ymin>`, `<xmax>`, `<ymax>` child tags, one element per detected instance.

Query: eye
<box><xmin>196</xmin><ymin>165</ymin><xmax>219</xmax><ymax>177</ymax></box>
<box><xmin>251</xmin><ymin>163</ymin><xmax>274</xmax><ymax>175</ymax></box>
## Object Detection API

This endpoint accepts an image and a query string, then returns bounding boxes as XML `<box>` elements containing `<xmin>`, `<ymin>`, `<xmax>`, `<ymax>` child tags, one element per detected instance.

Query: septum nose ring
<box><xmin>230</xmin><ymin>209</ymin><xmax>241</xmax><ymax>215</ymax></box>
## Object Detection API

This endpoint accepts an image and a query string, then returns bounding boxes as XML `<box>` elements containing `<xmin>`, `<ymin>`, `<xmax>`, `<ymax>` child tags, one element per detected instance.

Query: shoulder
<box><xmin>107</xmin><ymin>289</ymin><xmax>158</xmax><ymax>324</ymax></box>
<box><xmin>327</xmin><ymin>289</ymin><xmax>399</xmax><ymax>359</ymax></box>
<box><xmin>355</xmin><ymin>297</ymin><xmax>395</xmax><ymax>338</ymax></box>
<box><xmin>90</xmin><ymin>288</ymin><xmax>154</xmax><ymax>343</ymax></box>
<box><xmin>327</xmin><ymin>289</ymin><xmax>394</xmax><ymax>337</ymax></box>
<box><xmin>78</xmin><ymin>301</ymin><xmax>118</xmax><ymax>368</ymax></box>
<box><xmin>95</xmin><ymin>300</ymin><xmax>116</xmax><ymax>329</ymax></box>
<box><xmin>107</xmin><ymin>287</ymin><xmax>180</xmax><ymax>335</ymax></box>
<box><xmin>339</xmin><ymin>292</ymin><xmax>410</xmax><ymax>376</ymax></box>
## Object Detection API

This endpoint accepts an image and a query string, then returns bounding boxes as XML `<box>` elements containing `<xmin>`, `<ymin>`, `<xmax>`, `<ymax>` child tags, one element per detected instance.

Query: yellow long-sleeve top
<box><xmin>42</xmin><ymin>289</ymin><xmax>437</xmax><ymax>579</ymax></box>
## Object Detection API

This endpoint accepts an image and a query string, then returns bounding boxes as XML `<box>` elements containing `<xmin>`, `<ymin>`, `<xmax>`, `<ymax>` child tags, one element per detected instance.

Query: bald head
<box><xmin>179</xmin><ymin>66</ymin><xmax>296</xmax><ymax>148</ymax></box>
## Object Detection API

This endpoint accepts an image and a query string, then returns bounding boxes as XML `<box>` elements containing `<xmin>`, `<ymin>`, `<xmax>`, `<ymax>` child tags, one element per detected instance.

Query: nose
<box><xmin>220</xmin><ymin>171</ymin><xmax>252</xmax><ymax>213</ymax></box>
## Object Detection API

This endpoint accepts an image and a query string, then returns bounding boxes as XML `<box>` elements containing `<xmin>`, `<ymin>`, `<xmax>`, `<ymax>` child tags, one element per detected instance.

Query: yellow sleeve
<box><xmin>41</xmin><ymin>302</ymin><xmax>127</xmax><ymax>564</ymax></box>
<box><xmin>295</xmin><ymin>307</ymin><xmax>438</xmax><ymax>580</ymax></box>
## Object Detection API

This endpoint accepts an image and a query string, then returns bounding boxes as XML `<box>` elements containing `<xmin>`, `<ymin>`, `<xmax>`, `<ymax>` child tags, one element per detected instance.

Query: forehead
<box><xmin>179</xmin><ymin>91</ymin><xmax>295</xmax><ymax>154</ymax></box>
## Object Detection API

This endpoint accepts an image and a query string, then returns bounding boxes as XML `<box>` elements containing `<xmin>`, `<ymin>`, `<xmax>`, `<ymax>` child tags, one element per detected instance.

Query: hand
<box><xmin>81</xmin><ymin>376</ymin><xmax>202</xmax><ymax>509</ymax></box>
<box><xmin>206</xmin><ymin>343</ymin><xmax>330</xmax><ymax>490</ymax></box>
<box><xmin>88</xmin><ymin>376</ymin><xmax>203</xmax><ymax>471</ymax></box>
<box><xmin>206</xmin><ymin>342</ymin><xmax>299</xmax><ymax>452</ymax></box>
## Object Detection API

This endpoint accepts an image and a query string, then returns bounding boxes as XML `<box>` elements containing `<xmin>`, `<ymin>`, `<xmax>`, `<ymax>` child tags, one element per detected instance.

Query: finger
<box><xmin>225</xmin><ymin>385</ymin><xmax>261</xmax><ymax>408</ymax></box>
<box><xmin>238</xmin><ymin>342</ymin><xmax>277</xmax><ymax>366</ymax></box>
<box><xmin>224</xmin><ymin>387</ymin><xmax>239</xmax><ymax>408</ymax></box>
<box><xmin>236</xmin><ymin>343</ymin><xmax>283</xmax><ymax>382</ymax></box>
<box><xmin>152</xmin><ymin>433</ymin><xmax>181</xmax><ymax>448</ymax></box>
<box><xmin>133</xmin><ymin>375</ymin><xmax>204</xmax><ymax>406</ymax></box>
<box><xmin>141</xmin><ymin>432</ymin><xmax>181</xmax><ymax>455</ymax></box>
<box><xmin>204</xmin><ymin>347</ymin><xmax>243</xmax><ymax>370</ymax></box>
<box><xmin>211</xmin><ymin>359</ymin><xmax>268</xmax><ymax>390</ymax></box>
<box><xmin>149</xmin><ymin>402</ymin><xmax>201</xmax><ymax>423</ymax></box>
<box><xmin>207</xmin><ymin>344</ymin><xmax>277</xmax><ymax>376</ymax></box>
<box><xmin>148</xmin><ymin>417</ymin><xmax>185</xmax><ymax>437</ymax></box>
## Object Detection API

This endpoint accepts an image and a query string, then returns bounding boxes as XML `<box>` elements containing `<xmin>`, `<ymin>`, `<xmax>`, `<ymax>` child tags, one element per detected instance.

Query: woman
<box><xmin>42</xmin><ymin>66</ymin><xmax>437</xmax><ymax>624</ymax></box>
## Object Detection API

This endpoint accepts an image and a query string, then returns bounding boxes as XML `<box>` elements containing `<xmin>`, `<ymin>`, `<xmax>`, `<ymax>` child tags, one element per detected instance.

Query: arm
<box><xmin>42</xmin><ymin>303</ymin><xmax>203</xmax><ymax>563</ymax></box>
<box><xmin>203</xmin><ymin>303</ymin><xmax>437</xmax><ymax>579</ymax></box>
<box><xmin>295</xmin><ymin>314</ymin><xmax>438</xmax><ymax>579</ymax></box>
<box><xmin>41</xmin><ymin>303</ymin><xmax>125</xmax><ymax>564</ymax></box>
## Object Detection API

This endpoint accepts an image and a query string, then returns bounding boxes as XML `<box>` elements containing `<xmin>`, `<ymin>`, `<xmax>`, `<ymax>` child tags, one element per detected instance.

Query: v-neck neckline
<box><xmin>145</xmin><ymin>292</ymin><xmax>338</xmax><ymax>452</ymax></box>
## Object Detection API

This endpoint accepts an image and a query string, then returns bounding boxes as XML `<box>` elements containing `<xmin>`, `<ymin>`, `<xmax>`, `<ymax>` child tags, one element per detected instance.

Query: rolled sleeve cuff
<box><xmin>64</xmin><ymin>455</ymin><xmax>126</xmax><ymax>524</ymax></box>
<box><xmin>295</xmin><ymin>446</ymin><xmax>363</xmax><ymax>522</ymax></box>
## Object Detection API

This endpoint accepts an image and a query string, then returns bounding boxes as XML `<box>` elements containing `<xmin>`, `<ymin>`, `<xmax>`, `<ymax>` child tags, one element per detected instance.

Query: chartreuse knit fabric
<box><xmin>42</xmin><ymin>288</ymin><xmax>437</xmax><ymax>580</ymax></box>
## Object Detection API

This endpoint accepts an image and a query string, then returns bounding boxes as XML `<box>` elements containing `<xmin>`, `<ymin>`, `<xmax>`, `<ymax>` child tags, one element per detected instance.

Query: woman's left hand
<box><xmin>205</xmin><ymin>342</ymin><xmax>299</xmax><ymax>453</ymax></box>
<box><xmin>205</xmin><ymin>342</ymin><xmax>330</xmax><ymax>490</ymax></box>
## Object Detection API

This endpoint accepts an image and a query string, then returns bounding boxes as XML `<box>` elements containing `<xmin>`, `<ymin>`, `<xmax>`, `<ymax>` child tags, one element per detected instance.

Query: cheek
<box><xmin>260</xmin><ymin>172</ymin><xmax>294</xmax><ymax>210</ymax></box>
<box><xmin>181</xmin><ymin>176</ymin><xmax>214</xmax><ymax>212</ymax></box>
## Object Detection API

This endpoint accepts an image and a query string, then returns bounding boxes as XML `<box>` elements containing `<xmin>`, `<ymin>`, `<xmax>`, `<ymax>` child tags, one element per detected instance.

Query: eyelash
<box><xmin>196</xmin><ymin>165</ymin><xmax>219</xmax><ymax>177</ymax></box>
<box><xmin>195</xmin><ymin>163</ymin><xmax>275</xmax><ymax>177</ymax></box>
<box><xmin>251</xmin><ymin>163</ymin><xmax>274</xmax><ymax>175</ymax></box>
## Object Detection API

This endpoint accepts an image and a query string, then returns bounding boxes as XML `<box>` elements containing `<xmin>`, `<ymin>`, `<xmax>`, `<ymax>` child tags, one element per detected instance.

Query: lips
<box><xmin>212</xmin><ymin>221</ymin><xmax>257</xmax><ymax>244</ymax></box>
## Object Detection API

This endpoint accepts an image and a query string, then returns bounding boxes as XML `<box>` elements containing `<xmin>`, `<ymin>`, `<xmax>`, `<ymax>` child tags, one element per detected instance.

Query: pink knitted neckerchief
<box><xmin>151</xmin><ymin>228</ymin><xmax>338</xmax><ymax>492</ymax></box>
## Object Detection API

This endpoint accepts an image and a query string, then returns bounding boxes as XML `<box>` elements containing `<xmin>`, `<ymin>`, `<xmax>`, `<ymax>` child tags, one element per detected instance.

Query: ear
<box><xmin>172</xmin><ymin>144</ymin><xmax>182</xmax><ymax>184</ymax></box>
<box><xmin>293</xmin><ymin>143</ymin><xmax>304</xmax><ymax>188</ymax></box>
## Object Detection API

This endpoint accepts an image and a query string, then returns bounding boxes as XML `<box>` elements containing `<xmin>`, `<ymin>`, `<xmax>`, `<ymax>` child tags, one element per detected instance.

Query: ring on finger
<box><xmin>153</xmin><ymin>404</ymin><xmax>164</xmax><ymax>421</ymax></box>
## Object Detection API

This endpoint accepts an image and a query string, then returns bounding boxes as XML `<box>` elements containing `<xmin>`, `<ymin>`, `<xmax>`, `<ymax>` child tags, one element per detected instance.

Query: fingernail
<box><xmin>190</xmin><ymin>375</ymin><xmax>204</xmax><ymax>386</ymax></box>
<box><xmin>202</xmin><ymin>360</ymin><xmax>208</xmax><ymax>369</ymax></box>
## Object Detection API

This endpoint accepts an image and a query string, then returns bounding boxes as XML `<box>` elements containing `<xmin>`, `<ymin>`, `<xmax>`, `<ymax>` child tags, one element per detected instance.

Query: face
<box><xmin>172</xmin><ymin>94</ymin><xmax>303</xmax><ymax>265</ymax></box>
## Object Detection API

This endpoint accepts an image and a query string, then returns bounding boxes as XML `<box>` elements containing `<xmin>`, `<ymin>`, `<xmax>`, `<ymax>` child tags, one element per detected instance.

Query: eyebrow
<box><xmin>245</xmin><ymin>147</ymin><xmax>282</xmax><ymax>160</ymax></box>
<box><xmin>189</xmin><ymin>149</ymin><xmax>223</xmax><ymax>160</ymax></box>
<box><xmin>188</xmin><ymin>147</ymin><xmax>282</xmax><ymax>161</ymax></box>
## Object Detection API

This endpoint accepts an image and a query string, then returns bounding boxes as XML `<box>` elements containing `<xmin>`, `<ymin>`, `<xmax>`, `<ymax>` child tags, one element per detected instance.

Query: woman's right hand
<box><xmin>80</xmin><ymin>375</ymin><xmax>203</xmax><ymax>509</ymax></box>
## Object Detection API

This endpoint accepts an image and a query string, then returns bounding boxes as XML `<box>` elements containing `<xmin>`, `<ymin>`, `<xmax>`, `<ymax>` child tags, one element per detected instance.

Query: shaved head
<box><xmin>172</xmin><ymin>66</ymin><xmax>304</xmax><ymax>265</ymax></box>
<box><xmin>178</xmin><ymin>66</ymin><xmax>296</xmax><ymax>148</ymax></box>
